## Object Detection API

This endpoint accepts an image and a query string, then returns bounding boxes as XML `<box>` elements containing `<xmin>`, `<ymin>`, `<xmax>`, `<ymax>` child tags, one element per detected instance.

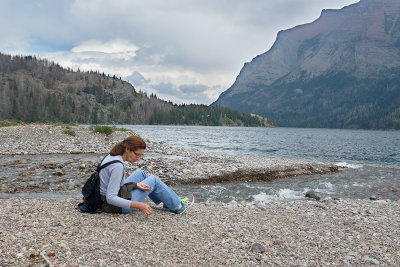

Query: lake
<box><xmin>119</xmin><ymin>125</ymin><xmax>400</xmax><ymax>203</ymax></box>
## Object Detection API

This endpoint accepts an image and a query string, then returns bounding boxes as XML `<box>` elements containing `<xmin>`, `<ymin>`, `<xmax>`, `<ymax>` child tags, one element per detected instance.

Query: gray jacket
<box><xmin>99</xmin><ymin>154</ymin><xmax>137</xmax><ymax>213</ymax></box>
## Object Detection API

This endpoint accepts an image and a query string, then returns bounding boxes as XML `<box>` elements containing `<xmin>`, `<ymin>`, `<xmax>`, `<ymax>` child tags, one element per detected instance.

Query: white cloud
<box><xmin>0</xmin><ymin>0</ymin><xmax>359</xmax><ymax>104</ymax></box>
<box><xmin>71</xmin><ymin>39</ymin><xmax>139</xmax><ymax>58</ymax></box>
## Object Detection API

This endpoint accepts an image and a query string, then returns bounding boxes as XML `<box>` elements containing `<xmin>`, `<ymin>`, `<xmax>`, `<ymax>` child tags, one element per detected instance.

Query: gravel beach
<box><xmin>1</xmin><ymin>198</ymin><xmax>399</xmax><ymax>266</ymax></box>
<box><xmin>1</xmin><ymin>124</ymin><xmax>399</xmax><ymax>266</ymax></box>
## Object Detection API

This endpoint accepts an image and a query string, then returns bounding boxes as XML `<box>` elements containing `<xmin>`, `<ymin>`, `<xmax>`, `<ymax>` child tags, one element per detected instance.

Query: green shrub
<box><xmin>90</xmin><ymin>125</ymin><xmax>115</xmax><ymax>135</ymax></box>
<box><xmin>0</xmin><ymin>120</ymin><xmax>21</xmax><ymax>127</ymax></box>
<box><xmin>63</xmin><ymin>129</ymin><xmax>76</xmax><ymax>136</ymax></box>
<box><xmin>114</xmin><ymin>127</ymin><xmax>130</xmax><ymax>132</ymax></box>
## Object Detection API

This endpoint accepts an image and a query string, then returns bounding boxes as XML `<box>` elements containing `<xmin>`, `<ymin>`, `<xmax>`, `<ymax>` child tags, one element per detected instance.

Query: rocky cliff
<box><xmin>212</xmin><ymin>0</ymin><xmax>400</xmax><ymax>129</ymax></box>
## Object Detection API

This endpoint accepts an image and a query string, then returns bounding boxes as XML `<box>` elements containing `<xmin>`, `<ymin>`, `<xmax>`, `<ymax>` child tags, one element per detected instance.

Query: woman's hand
<box><xmin>130</xmin><ymin>201</ymin><xmax>153</xmax><ymax>216</ymax></box>
<box><xmin>137</xmin><ymin>182</ymin><xmax>153</xmax><ymax>191</ymax></box>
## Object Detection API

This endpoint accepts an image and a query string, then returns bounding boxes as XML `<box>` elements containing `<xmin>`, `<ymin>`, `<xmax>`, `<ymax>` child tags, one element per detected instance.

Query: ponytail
<box><xmin>110</xmin><ymin>142</ymin><xmax>126</xmax><ymax>156</ymax></box>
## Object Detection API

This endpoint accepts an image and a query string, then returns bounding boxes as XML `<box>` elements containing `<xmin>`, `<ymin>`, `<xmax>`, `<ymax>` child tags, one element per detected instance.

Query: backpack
<box><xmin>78</xmin><ymin>159</ymin><xmax>123</xmax><ymax>213</ymax></box>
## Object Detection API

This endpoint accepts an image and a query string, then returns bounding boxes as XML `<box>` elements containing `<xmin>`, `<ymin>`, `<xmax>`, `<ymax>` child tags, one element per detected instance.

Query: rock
<box><xmin>369</xmin><ymin>196</ymin><xmax>377</xmax><ymax>200</ymax></box>
<box><xmin>375</xmin><ymin>200</ymin><xmax>389</xmax><ymax>204</ymax></box>
<box><xmin>54</xmin><ymin>178</ymin><xmax>68</xmax><ymax>184</ymax></box>
<box><xmin>305</xmin><ymin>191</ymin><xmax>320</xmax><ymax>201</ymax></box>
<box><xmin>0</xmin><ymin>184</ymin><xmax>10</xmax><ymax>193</ymax></box>
<box><xmin>79</xmin><ymin>164</ymin><xmax>86</xmax><ymax>170</ymax></box>
<box><xmin>53</xmin><ymin>170</ymin><xmax>65</xmax><ymax>176</ymax></box>
<box><xmin>226</xmin><ymin>200</ymin><xmax>237</xmax><ymax>209</ymax></box>
<box><xmin>249</xmin><ymin>243</ymin><xmax>266</xmax><ymax>253</ymax></box>
<box><xmin>363</xmin><ymin>257</ymin><xmax>379</xmax><ymax>265</ymax></box>
<box><xmin>257</xmin><ymin>206</ymin><xmax>267</xmax><ymax>211</ymax></box>
<box><xmin>347</xmin><ymin>251</ymin><xmax>358</xmax><ymax>257</ymax></box>
<box><xmin>365</xmin><ymin>209</ymin><xmax>373</xmax><ymax>215</ymax></box>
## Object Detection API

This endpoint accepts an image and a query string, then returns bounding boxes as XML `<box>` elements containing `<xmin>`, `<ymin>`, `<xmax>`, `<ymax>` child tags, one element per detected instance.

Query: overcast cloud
<box><xmin>0</xmin><ymin>0</ymin><xmax>358</xmax><ymax>104</ymax></box>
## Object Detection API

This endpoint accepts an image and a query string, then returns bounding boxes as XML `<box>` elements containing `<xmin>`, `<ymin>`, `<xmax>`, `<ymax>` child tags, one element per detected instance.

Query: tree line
<box><xmin>0</xmin><ymin>53</ymin><xmax>274</xmax><ymax>127</ymax></box>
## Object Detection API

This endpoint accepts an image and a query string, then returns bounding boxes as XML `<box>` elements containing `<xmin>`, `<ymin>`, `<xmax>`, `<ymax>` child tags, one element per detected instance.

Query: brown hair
<box><xmin>110</xmin><ymin>136</ymin><xmax>146</xmax><ymax>156</ymax></box>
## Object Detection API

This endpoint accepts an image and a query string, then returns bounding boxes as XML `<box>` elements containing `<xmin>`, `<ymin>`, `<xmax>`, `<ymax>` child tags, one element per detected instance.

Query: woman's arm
<box><xmin>105</xmin><ymin>165</ymin><xmax>131</xmax><ymax>209</ymax></box>
<box><xmin>130</xmin><ymin>201</ymin><xmax>153</xmax><ymax>216</ymax></box>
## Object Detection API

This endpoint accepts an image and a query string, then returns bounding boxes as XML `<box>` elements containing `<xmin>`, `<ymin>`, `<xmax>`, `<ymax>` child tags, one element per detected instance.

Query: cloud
<box><xmin>148</xmin><ymin>83</ymin><xmax>214</xmax><ymax>104</ymax></box>
<box><xmin>72</xmin><ymin>39</ymin><xmax>139</xmax><ymax>58</ymax></box>
<box><xmin>126</xmin><ymin>71</ymin><xmax>150</xmax><ymax>87</ymax></box>
<box><xmin>0</xmin><ymin>0</ymin><xmax>359</xmax><ymax>104</ymax></box>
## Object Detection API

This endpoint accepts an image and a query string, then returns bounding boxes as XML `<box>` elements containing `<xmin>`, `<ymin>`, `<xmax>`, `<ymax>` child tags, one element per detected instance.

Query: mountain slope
<box><xmin>0</xmin><ymin>53</ymin><xmax>274</xmax><ymax>127</ymax></box>
<box><xmin>212</xmin><ymin>0</ymin><xmax>400</xmax><ymax>129</ymax></box>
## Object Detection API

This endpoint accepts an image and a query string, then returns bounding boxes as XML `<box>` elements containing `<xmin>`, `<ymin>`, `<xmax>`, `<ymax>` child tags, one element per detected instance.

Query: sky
<box><xmin>0</xmin><ymin>0</ymin><xmax>358</xmax><ymax>105</ymax></box>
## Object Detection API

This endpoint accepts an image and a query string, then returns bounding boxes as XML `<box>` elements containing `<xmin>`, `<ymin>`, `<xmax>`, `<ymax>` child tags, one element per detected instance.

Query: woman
<box><xmin>99</xmin><ymin>135</ymin><xmax>191</xmax><ymax>216</ymax></box>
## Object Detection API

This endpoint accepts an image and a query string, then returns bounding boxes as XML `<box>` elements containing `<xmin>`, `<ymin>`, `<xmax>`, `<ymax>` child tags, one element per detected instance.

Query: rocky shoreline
<box><xmin>1</xmin><ymin>124</ymin><xmax>399</xmax><ymax>266</ymax></box>
<box><xmin>0</xmin><ymin>124</ymin><xmax>338</xmax><ymax>194</ymax></box>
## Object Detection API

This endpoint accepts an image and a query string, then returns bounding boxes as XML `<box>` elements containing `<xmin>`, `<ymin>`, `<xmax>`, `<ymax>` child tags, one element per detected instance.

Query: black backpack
<box><xmin>80</xmin><ymin>159</ymin><xmax>123</xmax><ymax>213</ymax></box>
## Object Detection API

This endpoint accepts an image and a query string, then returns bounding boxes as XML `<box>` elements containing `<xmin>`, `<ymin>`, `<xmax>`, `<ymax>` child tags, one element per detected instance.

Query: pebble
<box><xmin>226</xmin><ymin>200</ymin><xmax>238</xmax><ymax>209</ymax></box>
<box><xmin>347</xmin><ymin>251</ymin><xmax>358</xmax><ymax>257</ymax></box>
<box><xmin>249</xmin><ymin>243</ymin><xmax>266</xmax><ymax>253</ymax></box>
<box><xmin>363</xmin><ymin>257</ymin><xmax>380</xmax><ymax>265</ymax></box>
<box><xmin>305</xmin><ymin>191</ymin><xmax>321</xmax><ymax>201</ymax></box>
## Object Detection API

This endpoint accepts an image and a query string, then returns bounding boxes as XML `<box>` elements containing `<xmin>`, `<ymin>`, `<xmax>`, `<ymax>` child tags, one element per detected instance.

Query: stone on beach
<box><xmin>249</xmin><ymin>243</ymin><xmax>267</xmax><ymax>253</ymax></box>
<box><xmin>305</xmin><ymin>191</ymin><xmax>321</xmax><ymax>201</ymax></box>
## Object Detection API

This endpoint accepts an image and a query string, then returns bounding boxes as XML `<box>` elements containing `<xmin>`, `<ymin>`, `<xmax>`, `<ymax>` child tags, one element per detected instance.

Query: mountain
<box><xmin>0</xmin><ymin>53</ymin><xmax>274</xmax><ymax>127</ymax></box>
<box><xmin>212</xmin><ymin>0</ymin><xmax>400</xmax><ymax>129</ymax></box>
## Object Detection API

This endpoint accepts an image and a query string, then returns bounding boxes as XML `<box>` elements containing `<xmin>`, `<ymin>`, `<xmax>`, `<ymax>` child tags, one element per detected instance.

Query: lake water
<box><xmin>120</xmin><ymin>125</ymin><xmax>400</xmax><ymax>203</ymax></box>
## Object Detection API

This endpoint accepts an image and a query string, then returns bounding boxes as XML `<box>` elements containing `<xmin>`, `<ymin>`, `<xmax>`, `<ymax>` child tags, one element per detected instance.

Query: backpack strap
<box><xmin>97</xmin><ymin>160</ymin><xmax>123</xmax><ymax>172</ymax></box>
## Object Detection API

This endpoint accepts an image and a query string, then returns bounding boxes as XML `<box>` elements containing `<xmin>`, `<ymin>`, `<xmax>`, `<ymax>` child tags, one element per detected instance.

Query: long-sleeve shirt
<box><xmin>99</xmin><ymin>154</ymin><xmax>131</xmax><ymax>209</ymax></box>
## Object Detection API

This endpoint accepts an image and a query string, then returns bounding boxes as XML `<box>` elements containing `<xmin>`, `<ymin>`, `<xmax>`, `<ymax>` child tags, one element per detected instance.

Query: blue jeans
<box><xmin>121</xmin><ymin>169</ymin><xmax>181</xmax><ymax>214</ymax></box>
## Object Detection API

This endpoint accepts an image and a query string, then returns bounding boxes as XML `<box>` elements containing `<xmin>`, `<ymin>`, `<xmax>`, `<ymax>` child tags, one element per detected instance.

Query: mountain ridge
<box><xmin>212</xmin><ymin>0</ymin><xmax>400</xmax><ymax>129</ymax></box>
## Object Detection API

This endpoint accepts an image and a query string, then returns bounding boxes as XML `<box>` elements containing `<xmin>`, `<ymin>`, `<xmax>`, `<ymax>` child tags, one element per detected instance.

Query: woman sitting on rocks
<box><xmin>96</xmin><ymin>135</ymin><xmax>191</xmax><ymax>216</ymax></box>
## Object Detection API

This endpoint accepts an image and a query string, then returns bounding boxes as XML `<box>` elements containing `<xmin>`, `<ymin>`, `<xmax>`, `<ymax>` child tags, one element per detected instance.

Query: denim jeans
<box><xmin>121</xmin><ymin>169</ymin><xmax>181</xmax><ymax>214</ymax></box>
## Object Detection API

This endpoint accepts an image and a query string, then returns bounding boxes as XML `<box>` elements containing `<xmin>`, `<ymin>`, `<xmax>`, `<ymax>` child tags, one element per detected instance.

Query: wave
<box><xmin>252</xmin><ymin>189</ymin><xmax>304</xmax><ymax>203</ymax></box>
<box><xmin>335</xmin><ymin>161</ymin><xmax>363</xmax><ymax>169</ymax></box>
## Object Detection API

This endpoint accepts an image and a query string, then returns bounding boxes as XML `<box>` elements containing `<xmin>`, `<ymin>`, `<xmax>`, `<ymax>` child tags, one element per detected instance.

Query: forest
<box><xmin>0</xmin><ymin>53</ymin><xmax>274</xmax><ymax>127</ymax></box>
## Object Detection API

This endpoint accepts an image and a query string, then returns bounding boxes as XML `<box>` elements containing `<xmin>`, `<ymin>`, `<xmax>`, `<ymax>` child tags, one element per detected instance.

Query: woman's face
<box><xmin>126</xmin><ymin>148</ymin><xmax>145</xmax><ymax>163</ymax></box>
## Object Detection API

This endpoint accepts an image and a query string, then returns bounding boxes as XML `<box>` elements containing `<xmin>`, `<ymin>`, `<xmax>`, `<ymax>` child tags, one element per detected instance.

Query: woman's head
<box><xmin>110</xmin><ymin>136</ymin><xmax>146</xmax><ymax>158</ymax></box>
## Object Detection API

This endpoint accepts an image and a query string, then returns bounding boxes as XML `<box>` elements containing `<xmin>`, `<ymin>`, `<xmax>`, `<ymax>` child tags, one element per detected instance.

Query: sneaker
<box><xmin>163</xmin><ymin>196</ymin><xmax>194</xmax><ymax>215</ymax></box>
